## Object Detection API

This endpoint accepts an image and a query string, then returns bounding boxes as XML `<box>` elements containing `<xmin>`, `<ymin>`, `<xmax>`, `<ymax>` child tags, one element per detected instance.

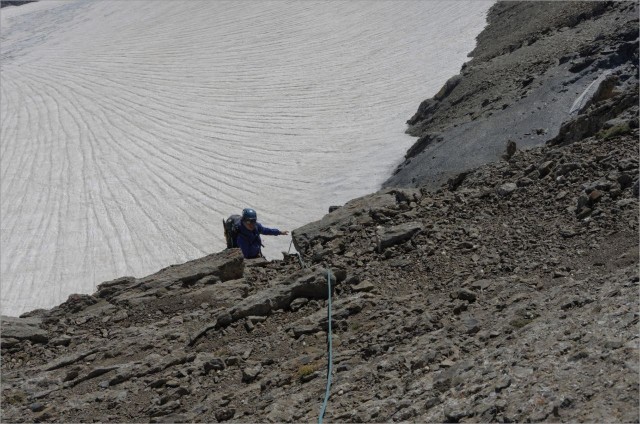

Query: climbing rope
<box><xmin>287</xmin><ymin>239</ymin><xmax>334</xmax><ymax>423</ymax></box>
<box><xmin>318</xmin><ymin>269</ymin><xmax>333</xmax><ymax>424</ymax></box>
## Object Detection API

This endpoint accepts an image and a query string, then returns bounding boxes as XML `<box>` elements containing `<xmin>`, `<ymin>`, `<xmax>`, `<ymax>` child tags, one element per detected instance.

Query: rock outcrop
<box><xmin>385</xmin><ymin>1</ymin><xmax>639</xmax><ymax>190</ymax></box>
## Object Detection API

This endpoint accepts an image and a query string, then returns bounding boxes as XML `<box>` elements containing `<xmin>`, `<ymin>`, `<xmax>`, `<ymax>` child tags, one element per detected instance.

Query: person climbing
<box><xmin>225</xmin><ymin>208</ymin><xmax>288</xmax><ymax>259</ymax></box>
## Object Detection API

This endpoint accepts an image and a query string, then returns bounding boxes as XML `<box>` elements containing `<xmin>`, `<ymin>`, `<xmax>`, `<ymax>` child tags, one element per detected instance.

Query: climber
<box><xmin>224</xmin><ymin>208</ymin><xmax>288</xmax><ymax>259</ymax></box>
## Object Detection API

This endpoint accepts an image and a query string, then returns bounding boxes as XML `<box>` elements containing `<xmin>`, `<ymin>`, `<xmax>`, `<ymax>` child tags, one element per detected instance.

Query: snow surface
<box><xmin>1</xmin><ymin>0</ymin><xmax>492</xmax><ymax>316</ymax></box>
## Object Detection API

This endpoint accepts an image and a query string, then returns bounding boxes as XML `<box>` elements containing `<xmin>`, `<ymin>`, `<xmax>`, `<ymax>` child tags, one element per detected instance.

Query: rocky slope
<box><xmin>2</xmin><ymin>2</ymin><xmax>639</xmax><ymax>423</ymax></box>
<box><xmin>384</xmin><ymin>1</ymin><xmax>638</xmax><ymax>190</ymax></box>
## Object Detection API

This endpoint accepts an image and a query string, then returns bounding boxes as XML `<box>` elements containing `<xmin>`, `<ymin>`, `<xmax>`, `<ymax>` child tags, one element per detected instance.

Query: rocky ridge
<box><xmin>2</xmin><ymin>2</ymin><xmax>639</xmax><ymax>423</ymax></box>
<box><xmin>384</xmin><ymin>1</ymin><xmax>638</xmax><ymax>190</ymax></box>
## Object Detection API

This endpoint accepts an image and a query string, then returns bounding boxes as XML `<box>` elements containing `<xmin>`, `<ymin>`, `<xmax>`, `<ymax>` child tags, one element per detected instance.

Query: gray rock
<box><xmin>444</xmin><ymin>400</ymin><xmax>473</xmax><ymax>422</ymax></box>
<box><xmin>497</xmin><ymin>182</ymin><xmax>518</xmax><ymax>197</ymax></box>
<box><xmin>538</xmin><ymin>161</ymin><xmax>555</xmax><ymax>178</ymax></box>
<box><xmin>138</xmin><ymin>249</ymin><xmax>244</xmax><ymax>288</ymax></box>
<box><xmin>148</xmin><ymin>400</ymin><xmax>181</xmax><ymax>417</ymax></box>
<box><xmin>616</xmin><ymin>199</ymin><xmax>635</xmax><ymax>209</ymax></box>
<box><xmin>589</xmin><ymin>190</ymin><xmax>603</xmax><ymax>204</ymax></box>
<box><xmin>226</xmin><ymin>267</ymin><xmax>337</xmax><ymax>323</ymax></box>
<box><xmin>242</xmin><ymin>364</ymin><xmax>263</xmax><ymax>383</ymax></box>
<box><xmin>470</xmin><ymin>279</ymin><xmax>492</xmax><ymax>291</ymax></box>
<box><xmin>291</xmin><ymin>324</ymin><xmax>319</xmax><ymax>338</ymax></box>
<box><xmin>576</xmin><ymin>194</ymin><xmax>590</xmax><ymax>211</ymax></box>
<box><xmin>555</xmin><ymin>162</ymin><xmax>581</xmax><ymax>176</ymax></box>
<box><xmin>393</xmin><ymin>406</ymin><xmax>417</xmax><ymax>421</ymax></box>
<box><xmin>517</xmin><ymin>177</ymin><xmax>534</xmax><ymax>187</ymax></box>
<box><xmin>204</xmin><ymin>355</ymin><xmax>225</xmax><ymax>374</ymax></box>
<box><xmin>112</xmin><ymin>310</ymin><xmax>128</xmax><ymax>322</ymax></box>
<box><xmin>618</xmin><ymin>159</ymin><xmax>638</xmax><ymax>172</ymax></box>
<box><xmin>44</xmin><ymin>348</ymin><xmax>102</xmax><ymax>371</ymax></box>
<box><xmin>378</xmin><ymin>222</ymin><xmax>422</xmax><ymax>250</ymax></box>
<box><xmin>50</xmin><ymin>335</ymin><xmax>72</xmax><ymax>346</ymax></box>
<box><xmin>300</xmin><ymin>371</ymin><xmax>319</xmax><ymax>383</ymax></box>
<box><xmin>457</xmin><ymin>289</ymin><xmax>477</xmax><ymax>302</ymax></box>
<box><xmin>352</xmin><ymin>280</ymin><xmax>376</xmax><ymax>293</ymax></box>
<box><xmin>215</xmin><ymin>409</ymin><xmax>236</xmax><ymax>422</ymax></box>
<box><xmin>463</xmin><ymin>316</ymin><xmax>481</xmax><ymax>334</ymax></box>
<box><xmin>29</xmin><ymin>402</ymin><xmax>46</xmax><ymax>412</ymax></box>
<box><xmin>618</xmin><ymin>173</ymin><xmax>634</xmax><ymax>189</ymax></box>
<box><xmin>493</xmin><ymin>375</ymin><xmax>512</xmax><ymax>392</ymax></box>
<box><xmin>1</xmin><ymin>316</ymin><xmax>48</xmax><ymax>344</ymax></box>
<box><xmin>289</xmin><ymin>298</ymin><xmax>308</xmax><ymax>312</ymax></box>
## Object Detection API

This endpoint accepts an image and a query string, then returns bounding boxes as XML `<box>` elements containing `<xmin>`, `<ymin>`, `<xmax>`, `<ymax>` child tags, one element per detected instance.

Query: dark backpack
<box><xmin>223</xmin><ymin>215</ymin><xmax>242</xmax><ymax>248</ymax></box>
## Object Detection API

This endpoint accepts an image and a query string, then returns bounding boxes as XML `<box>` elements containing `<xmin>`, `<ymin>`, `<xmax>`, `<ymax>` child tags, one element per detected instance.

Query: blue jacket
<box><xmin>236</xmin><ymin>222</ymin><xmax>281</xmax><ymax>259</ymax></box>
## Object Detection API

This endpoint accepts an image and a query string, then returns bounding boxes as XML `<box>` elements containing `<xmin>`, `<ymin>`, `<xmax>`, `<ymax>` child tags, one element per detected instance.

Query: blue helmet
<box><xmin>242</xmin><ymin>208</ymin><xmax>257</xmax><ymax>221</ymax></box>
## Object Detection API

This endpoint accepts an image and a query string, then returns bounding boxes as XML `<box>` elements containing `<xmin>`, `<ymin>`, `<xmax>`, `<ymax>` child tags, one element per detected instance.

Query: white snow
<box><xmin>1</xmin><ymin>0</ymin><xmax>492</xmax><ymax>316</ymax></box>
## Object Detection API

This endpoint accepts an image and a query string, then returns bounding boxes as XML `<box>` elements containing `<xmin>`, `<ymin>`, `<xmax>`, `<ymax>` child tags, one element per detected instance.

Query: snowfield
<box><xmin>1</xmin><ymin>0</ymin><xmax>491</xmax><ymax>316</ymax></box>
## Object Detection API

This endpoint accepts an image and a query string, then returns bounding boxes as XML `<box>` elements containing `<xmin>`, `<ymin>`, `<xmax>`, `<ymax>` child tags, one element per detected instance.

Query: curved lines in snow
<box><xmin>0</xmin><ymin>78</ymin><xmax>21</xmax><ymax>181</ymax></box>
<box><xmin>19</xmin><ymin>64</ymin><xmax>228</xmax><ymax>258</ymax></box>
<box><xmin>1</xmin><ymin>95</ymin><xmax>55</xmax><ymax>283</ymax></box>
<box><xmin>5</xmin><ymin>69</ymin><xmax>124</xmax><ymax>280</ymax></box>
<box><xmin>0</xmin><ymin>82</ymin><xmax>19</xmax><ymax>158</ymax></box>
<box><xmin>25</xmin><ymin>62</ymin><xmax>310</xmax><ymax>200</ymax></box>
<box><xmin>21</xmin><ymin>68</ymin><xmax>208</xmax><ymax>265</ymax></box>
<box><xmin>1</xmin><ymin>81</ymin><xmax>43</xmax><ymax>235</ymax></box>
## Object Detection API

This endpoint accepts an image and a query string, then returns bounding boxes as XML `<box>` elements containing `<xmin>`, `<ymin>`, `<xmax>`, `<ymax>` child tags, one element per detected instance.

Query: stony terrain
<box><xmin>385</xmin><ymin>1</ymin><xmax>638</xmax><ymax>190</ymax></box>
<box><xmin>2</xmin><ymin>105</ymin><xmax>638</xmax><ymax>423</ymax></box>
<box><xmin>1</xmin><ymin>1</ymin><xmax>639</xmax><ymax>423</ymax></box>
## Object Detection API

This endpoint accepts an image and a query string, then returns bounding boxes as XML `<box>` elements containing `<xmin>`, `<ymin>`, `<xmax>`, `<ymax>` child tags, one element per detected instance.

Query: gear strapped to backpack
<box><xmin>223</xmin><ymin>215</ymin><xmax>242</xmax><ymax>248</ymax></box>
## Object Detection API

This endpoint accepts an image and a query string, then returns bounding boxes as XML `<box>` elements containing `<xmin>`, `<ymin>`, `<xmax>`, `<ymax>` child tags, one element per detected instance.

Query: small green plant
<box><xmin>3</xmin><ymin>389</ymin><xmax>27</xmax><ymax>405</ymax></box>
<box><xmin>510</xmin><ymin>317</ymin><xmax>533</xmax><ymax>329</ymax></box>
<box><xmin>297</xmin><ymin>364</ymin><xmax>317</xmax><ymax>379</ymax></box>
<box><xmin>597</xmin><ymin>123</ymin><xmax>631</xmax><ymax>140</ymax></box>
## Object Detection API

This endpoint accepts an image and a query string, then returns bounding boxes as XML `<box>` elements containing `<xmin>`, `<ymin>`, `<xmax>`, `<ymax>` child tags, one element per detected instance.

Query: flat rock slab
<box><xmin>139</xmin><ymin>249</ymin><xmax>244</xmax><ymax>285</ymax></box>
<box><xmin>378</xmin><ymin>222</ymin><xmax>423</xmax><ymax>249</ymax></box>
<box><xmin>1</xmin><ymin>316</ymin><xmax>48</xmax><ymax>344</ymax></box>
<box><xmin>105</xmin><ymin>250</ymin><xmax>245</xmax><ymax>305</ymax></box>
<box><xmin>227</xmin><ymin>267</ymin><xmax>336</xmax><ymax>322</ymax></box>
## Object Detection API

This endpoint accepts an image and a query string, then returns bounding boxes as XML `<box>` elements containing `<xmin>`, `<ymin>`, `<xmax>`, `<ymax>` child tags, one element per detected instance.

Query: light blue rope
<box><xmin>319</xmin><ymin>269</ymin><xmax>333</xmax><ymax>424</ymax></box>
<box><xmin>287</xmin><ymin>239</ymin><xmax>333</xmax><ymax>422</ymax></box>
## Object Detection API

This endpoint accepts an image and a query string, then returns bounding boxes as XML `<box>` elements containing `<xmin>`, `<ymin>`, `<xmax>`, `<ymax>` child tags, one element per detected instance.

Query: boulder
<box><xmin>378</xmin><ymin>222</ymin><xmax>422</xmax><ymax>250</ymax></box>
<box><xmin>139</xmin><ymin>249</ymin><xmax>244</xmax><ymax>285</ymax></box>
<box><xmin>496</xmin><ymin>183</ymin><xmax>518</xmax><ymax>197</ymax></box>
<box><xmin>226</xmin><ymin>267</ymin><xmax>339</xmax><ymax>323</ymax></box>
<box><xmin>109</xmin><ymin>250</ymin><xmax>245</xmax><ymax>305</ymax></box>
